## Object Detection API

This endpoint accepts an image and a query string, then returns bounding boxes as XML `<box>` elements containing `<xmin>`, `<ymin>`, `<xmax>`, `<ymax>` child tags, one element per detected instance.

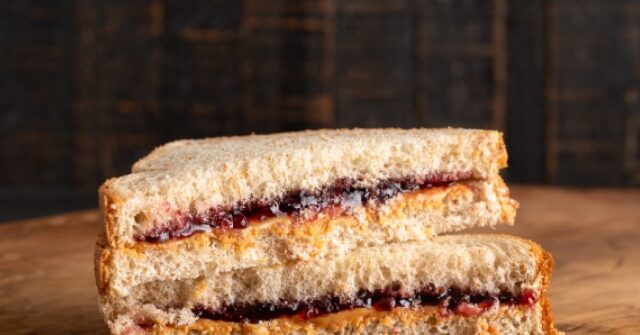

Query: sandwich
<box><xmin>95</xmin><ymin>128</ymin><xmax>557</xmax><ymax>334</ymax></box>
<box><xmin>98</xmin><ymin>129</ymin><xmax>516</xmax><ymax>293</ymax></box>
<box><xmin>97</xmin><ymin>235</ymin><xmax>556</xmax><ymax>334</ymax></box>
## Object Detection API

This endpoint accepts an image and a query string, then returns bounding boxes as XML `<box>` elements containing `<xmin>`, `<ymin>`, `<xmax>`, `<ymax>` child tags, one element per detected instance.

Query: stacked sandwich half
<box><xmin>96</xmin><ymin>128</ymin><xmax>559</xmax><ymax>334</ymax></box>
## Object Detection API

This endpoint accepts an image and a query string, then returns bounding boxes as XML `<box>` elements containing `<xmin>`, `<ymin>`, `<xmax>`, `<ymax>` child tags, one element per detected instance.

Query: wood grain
<box><xmin>0</xmin><ymin>211</ymin><xmax>107</xmax><ymax>334</ymax></box>
<box><xmin>0</xmin><ymin>186</ymin><xmax>639</xmax><ymax>334</ymax></box>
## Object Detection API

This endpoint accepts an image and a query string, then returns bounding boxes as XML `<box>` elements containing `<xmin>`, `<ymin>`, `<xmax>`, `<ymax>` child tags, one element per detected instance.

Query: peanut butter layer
<box><xmin>139</xmin><ymin>299</ymin><xmax>542</xmax><ymax>335</ymax></box>
<box><xmin>190</xmin><ymin>286</ymin><xmax>536</xmax><ymax>323</ymax></box>
<box><xmin>130</xmin><ymin>181</ymin><xmax>482</xmax><ymax>254</ymax></box>
<box><xmin>135</xmin><ymin>172</ymin><xmax>474</xmax><ymax>243</ymax></box>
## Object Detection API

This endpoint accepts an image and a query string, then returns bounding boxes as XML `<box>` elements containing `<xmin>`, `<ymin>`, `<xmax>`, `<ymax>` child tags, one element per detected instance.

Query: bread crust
<box><xmin>95</xmin><ymin>239</ymin><xmax>112</xmax><ymax>295</ymax></box>
<box><xmin>540</xmin><ymin>294</ymin><xmax>559</xmax><ymax>335</ymax></box>
<box><xmin>99</xmin><ymin>182</ymin><xmax>121</xmax><ymax>249</ymax></box>
<box><xmin>100</xmin><ymin>128</ymin><xmax>509</xmax><ymax>247</ymax></box>
<box><xmin>536</xmin><ymin>250</ymin><xmax>556</xmax><ymax>335</ymax></box>
<box><xmin>513</xmin><ymin>236</ymin><xmax>558</xmax><ymax>335</ymax></box>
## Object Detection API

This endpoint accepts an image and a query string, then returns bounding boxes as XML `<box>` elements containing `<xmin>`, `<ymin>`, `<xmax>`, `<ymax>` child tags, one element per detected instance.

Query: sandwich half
<box><xmin>98</xmin><ymin>129</ymin><xmax>518</xmax><ymax>294</ymax></box>
<box><xmin>96</xmin><ymin>234</ymin><xmax>558</xmax><ymax>335</ymax></box>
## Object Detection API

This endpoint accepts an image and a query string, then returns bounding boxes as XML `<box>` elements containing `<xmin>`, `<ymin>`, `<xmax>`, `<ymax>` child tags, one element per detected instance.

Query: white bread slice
<box><xmin>100</xmin><ymin>128</ymin><xmax>508</xmax><ymax>247</ymax></box>
<box><xmin>98</xmin><ymin>177</ymin><xmax>517</xmax><ymax>296</ymax></box>
<box><xmin>97</xmin><ymin>234</ymin><xmax>554</xmax><ymax>333</ymax></box>
<box><xmin>106</xmin><ymin>302</ymin><xmax>558</xmax><ymax>335</ymax></box>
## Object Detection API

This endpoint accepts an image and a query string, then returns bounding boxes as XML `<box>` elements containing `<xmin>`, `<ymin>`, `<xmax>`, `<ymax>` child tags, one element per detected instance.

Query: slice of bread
<box><xmin>97</xmin><ymin>235</ymin><xmax>555</xmax><ymax>334</ymax></box>
<box><xmin>97</xmin><ymin>177</ymin><xmax>517</xmax><ymax>296</ymax></box>
<box><xmin>107</xmin><ymin>302</ymin><xmax>558</xmax><ymax>335</ymax></box>
<box><xmin>100</xmin><ymin>128</ymin><xmax>508</xmax><ymax>247</ymax></box>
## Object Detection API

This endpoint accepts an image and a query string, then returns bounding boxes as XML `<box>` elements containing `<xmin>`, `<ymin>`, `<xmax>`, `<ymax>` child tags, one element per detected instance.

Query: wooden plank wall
<box><xmin>1</xmin><ymin>0</ymin><xmax>639</xmax><ymax>220</ymax></box>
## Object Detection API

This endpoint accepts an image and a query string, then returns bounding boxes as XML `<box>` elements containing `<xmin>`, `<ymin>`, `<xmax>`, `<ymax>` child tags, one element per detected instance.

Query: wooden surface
<box><xmin>0</xmin><ymin>186</ymin><xmax>639</xmax><ymax>334</ymax></box>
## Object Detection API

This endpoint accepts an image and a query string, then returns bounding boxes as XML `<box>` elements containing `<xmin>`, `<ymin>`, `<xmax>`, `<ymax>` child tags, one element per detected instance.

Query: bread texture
<box><xmin>106</xmin><ymin>302</ymin><xmax>558</xmax><ymax>335</ymax></box>
<box><xmin>98</xmin><ymin>177</ymin><xmax>517</xmax><ymax>296</ymax></box>
<box><xmin>100</xmin><ymin>128</ymin><xmax>508</xmax><ymax>247</ymax></box>
<box><xmin>98</xmin><ymin>234</ymin><xmax>554</xmax><ymax>333</ymax></box>
<box><xmin>95</xmin><ymin>128</ymin><xmax>560</xmax><ymax>335</ymax></box>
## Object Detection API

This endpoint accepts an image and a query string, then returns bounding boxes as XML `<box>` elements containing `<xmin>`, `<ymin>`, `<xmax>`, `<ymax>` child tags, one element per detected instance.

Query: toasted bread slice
<box><xmin>97</xmin><ymin>177</ymin><xmax>517</xmax><ymax>296</ymax></box>
<box><xmin>100</xmin><ymin>128</ymin><xmax>509</xmax><ymax>247</ymax></box>
<box><xmin>97</xmin><ymin>235</ymin><xmax>557</xmax><ymax>334</ymax></box>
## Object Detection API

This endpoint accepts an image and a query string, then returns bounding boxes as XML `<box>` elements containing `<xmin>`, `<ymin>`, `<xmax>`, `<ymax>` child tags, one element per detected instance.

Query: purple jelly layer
<box><xmin>192</xmin><ymin>285</ymin><xmax>537</xmax><ymax>323</ymax></box>
<box><xmin>137</xmin><ymin>171</ymin><xmax>474</xmax><ymax>243</ymax></box>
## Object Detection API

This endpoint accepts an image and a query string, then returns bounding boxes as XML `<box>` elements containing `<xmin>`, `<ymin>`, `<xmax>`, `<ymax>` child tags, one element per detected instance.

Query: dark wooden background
<box><xmin>1</xmin><ymin>0</ymin><xmax>640</xmax><ymax>221</ymax></box>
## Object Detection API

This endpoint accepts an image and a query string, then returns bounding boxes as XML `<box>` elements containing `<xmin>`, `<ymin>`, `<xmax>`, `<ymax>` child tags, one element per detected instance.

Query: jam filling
<box><xmin>137</xmin><ymin>171</ymin><xmax>474</xmax><ymax>243</ymax></box>
<box><xmin>192</xmin><ymin>285</ymin><xmax>536</xmax><ymax>323</ymax></box>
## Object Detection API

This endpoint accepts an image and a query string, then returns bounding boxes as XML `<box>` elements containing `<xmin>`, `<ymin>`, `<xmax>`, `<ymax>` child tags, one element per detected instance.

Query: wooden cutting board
<box><xmin>1</xmin><ymin>186</ymin><xmax>639</xmax><ymax>334</ymax></box>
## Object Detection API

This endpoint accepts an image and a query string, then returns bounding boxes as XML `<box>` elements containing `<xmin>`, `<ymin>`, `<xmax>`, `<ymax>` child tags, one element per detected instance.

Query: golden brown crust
<box><xmin>100</xmin><ymin>180</ymin><xmax>122</xmax><ymax>247</ymax></box>
<box><xmin>93</xmin><ymin>242</ymin><xmax>102</xmax><ymax>293</ymax></box>
<box><xmin>496</xmin><ymin>133</ymin><xmax>508</xmax><ymax>169</ymax></box>
<box><xmin>95</xmin><ymin>240</ymin><xmax>112</xmax><ymax>295</ymax></box>
<box><xmin>540</xmin><ymin>294</ymin><xmax>559</xmax><ymax>335</ymax></box>
<box><xmin>528</xmin><ymin>236</ymin><xmax>554</xmax><ymax>298</ymax></box>
<box><xmin>513</xmin><ymin>236</ymin><xmax>558</xmax><ymax>335</ymax></box>
<box><xmin>537</xmin><ymin>252</ymin><xmax>557</xmax><ymax>335</ymax></box>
